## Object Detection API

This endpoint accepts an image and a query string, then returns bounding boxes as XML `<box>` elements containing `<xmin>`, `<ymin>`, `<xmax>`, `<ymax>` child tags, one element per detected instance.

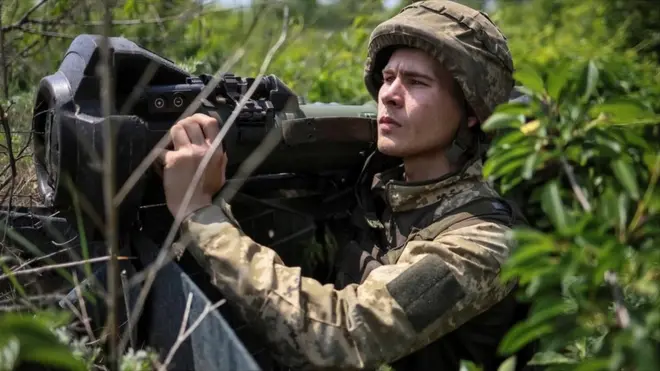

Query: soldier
<box><xmin>158</xmin><ymin>1</ymin><xmax>532</xmax><ymax>370</ymax></box>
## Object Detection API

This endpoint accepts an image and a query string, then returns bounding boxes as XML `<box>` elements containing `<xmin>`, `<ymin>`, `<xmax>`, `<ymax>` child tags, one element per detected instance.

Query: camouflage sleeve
<box><xmin>179</xmin><ymin>203</ymin><xmax>516</xmax><ymax>370</ymax></box>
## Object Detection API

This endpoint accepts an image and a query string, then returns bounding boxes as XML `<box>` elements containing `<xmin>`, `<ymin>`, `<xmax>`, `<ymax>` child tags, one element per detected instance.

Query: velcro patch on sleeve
<box><xmin>385</xmin><ymin>254</ymin><xmax>465</xmax><ymax>332</ymax></box>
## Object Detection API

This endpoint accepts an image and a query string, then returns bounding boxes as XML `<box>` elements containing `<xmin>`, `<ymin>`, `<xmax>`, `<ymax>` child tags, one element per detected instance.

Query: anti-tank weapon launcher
<box><xmin>31</xmin><ymin>34</ymin><xmax>379</xmax><ymax>237</ymax></box>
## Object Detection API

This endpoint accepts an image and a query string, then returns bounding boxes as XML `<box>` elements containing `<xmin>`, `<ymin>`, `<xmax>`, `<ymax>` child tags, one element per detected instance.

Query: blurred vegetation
<box><xmin>0</xmin><ymin>0</ymin><xmax>659</xmax><ymax>370</ymax></box>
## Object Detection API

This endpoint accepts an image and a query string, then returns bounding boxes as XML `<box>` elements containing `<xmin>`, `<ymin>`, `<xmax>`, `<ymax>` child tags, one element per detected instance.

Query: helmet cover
<box><xmin>364</xmin><ymin>0</ymin><xmax>515</xmax><ymax>124</ymax></box>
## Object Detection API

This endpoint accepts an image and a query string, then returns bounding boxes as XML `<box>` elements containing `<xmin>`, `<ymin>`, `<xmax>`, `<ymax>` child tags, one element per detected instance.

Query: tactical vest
<box><xmin>332</xmin><ymin>192</ymin><xmax>539</xmax><ymax>371</ymax></box>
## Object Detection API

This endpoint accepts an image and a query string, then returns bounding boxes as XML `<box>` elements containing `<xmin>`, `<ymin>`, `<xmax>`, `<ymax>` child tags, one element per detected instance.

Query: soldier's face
<box><xmin>376</xmin><ymin>48</ymin><xmax>467</xmax><ymax>159</ymax></box>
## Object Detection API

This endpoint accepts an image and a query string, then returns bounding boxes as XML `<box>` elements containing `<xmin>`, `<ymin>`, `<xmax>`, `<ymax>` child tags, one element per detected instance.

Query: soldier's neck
<box><xmin>403</xmin><ymin>149</ymin><xmax>458</xmax><ymax>183</ymax></box>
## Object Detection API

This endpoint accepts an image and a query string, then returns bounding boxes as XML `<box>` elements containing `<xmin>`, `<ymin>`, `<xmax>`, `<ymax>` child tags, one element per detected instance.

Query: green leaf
<box><xmin>490</xmin><ymin>130</ymin><xmax>528</xmax><ymax>150</ymax></box>
<box><xmin>489</xmin><ymin>156</ymin><xmax>530</xmax><ymax>180</ymax></box>
<box><xmin>0</xmin><ymin>262</ymin><xmax>26</xmax><ymax>298</ymax></box>
<box><xmin>483</xmin><ymin>146</ymin><xmax>534</xmax><ymax>179</ymax></box>
<box><xmin>598</xmin><ymin>187</ymin><xmax>619</xmax><ymax>227</ymax></box>
<box><xmin>611</xmin><ymin>158</ymin><xmax>640</xmax><ymax>200</ymax></box>
<box><xmin>522</xmin><ymin>152</ymin><xmax>538</xmax><ymax>180</ymax></box>
<box><xmin>514</xmin><ymin>66</ymin><xmax>546</xmax><ymax>96</ymax></box>
<box><xmin>621</xmin><ymin>130</ymin><xmax>652</xmax><ymax>151</ymax></box>
<box><xmin>498</xmin><ymin>301</ymin><xmax>572</xmax><ymax>355</ymax></box>
<box><xmin>123</xmin><ymin>0</ymin><xmax>136</xmax><ymax>13</ymax></box>
<box><xmin>589</xmin><ymin>99</ymin><xmax>656</xmax><ymax>122</ymax></box>
<box><xmin>617</xmin><ymin>192</ymin><xmax>631</xmax><ymax>232</ymax></box>
<box><xmin>498</xmin><ymin>322</ymin><xmax>554</xmax><ymax>355</ymax></box>
<box><xmin>573</xmin><ymin>358</ymin><xmax>610</xmax><ymax>371</ymax></box>
<box><xmin>585</xmin><ymin>129</ymin><xmax>623</xmax><ymax>155</ymax></box>
<box><xmin>497</xmin><ymin>356</ymin><xmax>517</xmax><ymax>371</ymax></box>
<box><xmin>643</xmin><ymin>152</ymin><xmax>660</xmax><ymax>172</ymax></box>
<box><xmin>494</xmin><ymin>101</ymin><xmax>532</xmax><ymax>116</ymax></box>
<box><xmin>580</xmin><ymin>60</ymin><xmax>599</xmax><ymax>102</ymax></box>
<box><xmin>529</xmin><ymin>351</ymin><xmax>578</xmax><ymax>365</ymax></box>
<box><xmin>0</xmin><ymin>336</ymin><xmax>20</xmax><ymax>371</ymax></box>
<box><xmin>541</xmin><ymin>180</ymin><xmax>570</xmax><ymax>232</ymax></box>
<box><xmin>546</xmin><ymin>61</ymin><xmax>573</xmax><ymax>101</ymax></box>
<box><xmin>460</xmin><ymin>360</ymin><xmax>482</xmax><ymax>371</ymax></box>
<box><xmin>505</xmin><ymin>232</ymin><xmax>556</xmax><ymax>268</ymax></box>
<box><xmin>0</xmin><ymin>312</ymin><xmax>86</xmax><ymax>371</ymax></box>
<box><xmin>22</xmin><ymin>347</ymin><xmax>86</xmax><ymax>371</ymax></box>
<box><xmin>528</xmin><ymin>301</ymin><xmax>574</xmax><ymax>326</ymax></box>
<box><xmin>482</xmin><ymin>113</ymin><xmax>525</xmax><ymax>132</ymax></box>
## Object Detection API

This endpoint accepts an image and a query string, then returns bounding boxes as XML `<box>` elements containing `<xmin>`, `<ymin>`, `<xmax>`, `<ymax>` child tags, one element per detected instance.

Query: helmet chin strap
<box><xmin>444</xmin><ymin>117</ymin><xmax>474</xmax><ymax>165</ymax></box>
<box><xmin>444</xmin><ymin>96</ymin><xmax>478</xmax><ymax>165</ymax></box>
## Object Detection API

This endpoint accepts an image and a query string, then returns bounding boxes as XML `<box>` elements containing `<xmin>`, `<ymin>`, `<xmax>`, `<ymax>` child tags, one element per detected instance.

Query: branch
<box><xmin>18</xmin><ymin>0</ymin><xmax>49</xmax><ymax>26</ymax></box>
<box><xmin>0</xmin><ymin>3</ymin><xmax>251</xmax><ymax>32</ymax></box>
<box><xmin>0</xmin><ymin>105</ymin><xmax>16</xmax><ymax>207</ymax></box>
<box><xmin>158</xmin><ymin>293</ymin><xmax>227</xmax><ymax>371</ymax></box>
<box><xmin>97</xmin><ymin>0</ymin><xmax>120</xmax><ymax>368</ymax></box>
<box><xmin>0</xmin><ymin>0</ymin><xmax>50</xmax><ymax>32</ymax></box>
<box><xmin>560</xmin><ymin>155</ymin><xmax>592</xmax><ymax>212</ymax></box>
<box><xmin>560</xmin><ymin>155</ymin><xmax>631</xmax><ymax>329</ymax></box>
<box><xmin>0</xmin><ymin>256</ymin><xmax>134</xmax><ymax>281</ymax></box>
<box><xmin>603</xmin><ymin>271</ymin><xmax>631</xmax><ymax>328</ymax></box>
<box><xmin>14</xmin><ymin>26</ymin><xmax>76</xmax><ymax>39</ymax></box>
<box><xmin>629</xmin><ymin>153</ymin><xmax>660</xmax><ymax>232</ymax></box>
<box><xmin>3</xmin><ymin>39</ymin><xmax>42</xmax><ymax>68</ymax></box>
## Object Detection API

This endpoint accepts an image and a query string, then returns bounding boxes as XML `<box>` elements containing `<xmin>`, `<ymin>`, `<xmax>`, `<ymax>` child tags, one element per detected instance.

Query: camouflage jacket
<box><xmin>178</xmin><ymin>154</ymin><xmax>520</xmax><ymax>371</ymax></box>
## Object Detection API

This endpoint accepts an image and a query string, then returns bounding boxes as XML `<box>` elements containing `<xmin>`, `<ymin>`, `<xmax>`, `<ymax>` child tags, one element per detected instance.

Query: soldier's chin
<box><xmin>377</xmin><ymin>139</ymin><xmax>407</xmax><ymax>158</ymax></box>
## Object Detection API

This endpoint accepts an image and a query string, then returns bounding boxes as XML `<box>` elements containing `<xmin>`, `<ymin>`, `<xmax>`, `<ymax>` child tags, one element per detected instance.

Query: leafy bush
<box><xmin>0</xmin><ymin>309</ymin><xmax>160</xmax><ymax>370</ymax></box>
<box><xmin>481</xmin><ymin>57</ymin><xmax>660</xmax><ymax>370</ymax></box>
<box><xmin>475</xmin><ymin>1</ymin><xmax>660</xmax><ymax>369</ymax></box>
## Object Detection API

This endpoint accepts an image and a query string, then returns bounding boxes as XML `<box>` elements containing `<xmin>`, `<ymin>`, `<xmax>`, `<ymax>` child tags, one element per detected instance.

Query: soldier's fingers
<box><xmin>182</xmin><ymin>120</ymin><xmax>206</xmax><ymax>146</ymax></box>
<box><xmin>199</xmin><ymin>116</ymin><xmax>220</xmax><ymax>146</ymax></box>
<box><xmin>152</xmin><ymin>148</ymin><xmax>174</xmax><ymax>177</ymax></box>
<box><xmin>188</xmin><ymin>113</ymin><xmax>219</xmax><ymax>144</ymax></box>
<box><xmin>220</xmin><ymin>151</ymin><xmax>228</xmax><ymax>168</ymax></box>
<box><xmin>170</xmin><ymin>124</ymin><xmax>190</xmax><ymax>150</ymax></box>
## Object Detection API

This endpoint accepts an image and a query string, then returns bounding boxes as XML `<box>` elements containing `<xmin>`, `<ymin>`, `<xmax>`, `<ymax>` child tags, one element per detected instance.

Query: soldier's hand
<box><xmin>158</xmin><ymin>113</ymin><xmax>227</xmax><ymax>218</ymax></box>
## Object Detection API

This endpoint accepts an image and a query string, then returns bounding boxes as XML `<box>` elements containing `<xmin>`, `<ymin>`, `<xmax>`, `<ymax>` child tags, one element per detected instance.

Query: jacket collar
<box><xmin>370</xmin><ymin>157</ymin><xmax>485</xmax><ymax>213</ymax></box>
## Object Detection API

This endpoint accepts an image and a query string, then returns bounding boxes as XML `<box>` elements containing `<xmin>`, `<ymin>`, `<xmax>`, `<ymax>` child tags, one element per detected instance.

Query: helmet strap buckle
<box><xmin>445</xmin><ymin>121</ymin><xmax>474</xmax><ymax>165</ymax></box>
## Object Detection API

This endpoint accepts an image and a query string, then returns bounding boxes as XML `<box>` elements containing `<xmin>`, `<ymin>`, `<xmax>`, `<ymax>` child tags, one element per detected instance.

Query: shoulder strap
<box><xmin>411</xmin><ymin>196</ymin><xmax>523</xmax><ymax>242</ymax></box>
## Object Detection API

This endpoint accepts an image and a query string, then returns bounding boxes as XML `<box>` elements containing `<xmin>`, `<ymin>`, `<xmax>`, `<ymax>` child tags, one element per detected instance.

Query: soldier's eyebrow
<box><xmin>382</xmin><ymin>66</ymin><xmax>436</xmax><ymax>82</ymax></box>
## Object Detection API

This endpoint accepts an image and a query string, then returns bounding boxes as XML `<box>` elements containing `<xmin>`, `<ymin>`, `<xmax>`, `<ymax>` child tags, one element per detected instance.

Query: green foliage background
<box><xmin>1</xmin><ymin>0</ymin><xmax>659</xmax><ymax>370</ymax></box>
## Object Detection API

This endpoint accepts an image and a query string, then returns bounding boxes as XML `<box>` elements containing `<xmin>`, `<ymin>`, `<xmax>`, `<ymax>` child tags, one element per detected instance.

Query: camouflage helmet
<box><xmin>363</xmin><ymin>0</ymin><xmax>515</xmax><ymax>126</ymax></box>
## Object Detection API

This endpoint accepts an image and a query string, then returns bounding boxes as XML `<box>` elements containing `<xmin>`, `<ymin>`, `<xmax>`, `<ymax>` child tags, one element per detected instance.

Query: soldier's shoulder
<box><xmin>421</xmin><ymin>172</ymin><xmax>504</xmax><ymax>221</ymax></box>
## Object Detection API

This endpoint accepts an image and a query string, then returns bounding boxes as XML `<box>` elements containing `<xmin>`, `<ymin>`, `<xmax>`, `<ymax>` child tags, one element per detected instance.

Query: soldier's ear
<box><xmin>467</xmin><ymin>116</ymin><xmax>479</xmax><ymax>128</ymax></box>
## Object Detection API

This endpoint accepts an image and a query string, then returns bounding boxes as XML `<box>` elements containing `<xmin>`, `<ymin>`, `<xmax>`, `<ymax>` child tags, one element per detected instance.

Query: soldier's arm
<box><xmin>179</xmin><ymin>203</ymin><xmax>516</xmax><ymax>370</ymax></box>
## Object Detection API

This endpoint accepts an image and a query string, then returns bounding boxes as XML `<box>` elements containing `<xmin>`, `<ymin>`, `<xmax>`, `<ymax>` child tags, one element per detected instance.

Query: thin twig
<box><xmin>1</xmin><ymin>5</ymin><xmax>248</xmax><ymax>30</ymax></box>
<box><xmin>0</xmin><ymin>256</ymin><xmax>132</xmax><ymax>281</ymax></box>
<box><xmin>0</xmin><ymin>105</ymin><xmax>17</xmax><ymax>210</ymax></box>
<box><xmin>74</xmin><ymin>272</ymin><xmax>97</xmax><ymax>343</ymax></box>
<box><xmin>0</xmin><ymin>293</ymin><xmax>65</xmax><ymax>305</ymax></box>
<box><xmin>9</xmin><ymin>247</ymin><xmax>71</xmax><ymax>272</ymax></box>
<box><xmin>15</xmin><ymin>0</ymin><xmax>49</xmax><ymax>28</ymax></box>
<box><xmin>629</xmin><ymin>153</ymin><xmax>660</xmax><ymax>232</ymax></box>
<box><xmin>176</xmin><ymin>293</ymin><xmax>194</xmax><ymax>341</ymax></box>
<box><xmin>158</xmin><ymin>294</ymin><xmax>226</xmax><ymax>371</ymax></box>
<box><xmin>560</xmin><ymin>155</ymin><xmax>592</xmax><ymax>212</ymax></box>
<box><xmin>13</xmin><ymin>26</ymin><xmax>76</xmax><ymax>39</ymax></box>
<box><xmin>0</xmin><ymin>2</ymin><xmax>7</xmax><ymax>98</ymax></box>
<box><xmin>98</xmin><ymin>0</ymin><xmax>119</xmax><ymax>365</ymax></box>
<box><xmin>603</xmin><ymin>271</ymin><xmax>631</xmax><ymax>328</ymax></box>
<box><xmin>120</xmin><ymin>270</ymin><xmax>134</xmax><ymax>349</ymax></box>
